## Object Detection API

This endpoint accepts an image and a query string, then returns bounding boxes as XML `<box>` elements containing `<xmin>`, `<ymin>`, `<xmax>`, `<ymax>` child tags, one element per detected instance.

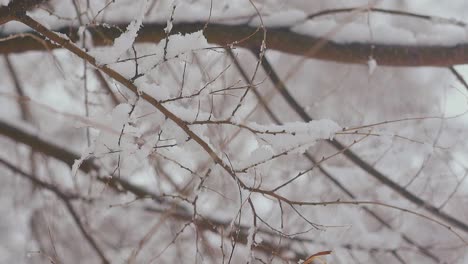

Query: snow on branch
<box><xmin>1</xmin><ymin>8</ymin><xmax>468</xmax><ymax>66</ymax></box>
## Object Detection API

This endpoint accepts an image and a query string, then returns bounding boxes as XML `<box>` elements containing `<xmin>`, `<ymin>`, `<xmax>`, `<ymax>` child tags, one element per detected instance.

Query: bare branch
<box><xmin>254</xmin><ymin>50</ymin><xmax>468</xmax><ymax>234</ymax></box>
<box><xmin>0</xmin><ymin>158</ymin><xmax>110</xmax><ymax>264</ymax></box>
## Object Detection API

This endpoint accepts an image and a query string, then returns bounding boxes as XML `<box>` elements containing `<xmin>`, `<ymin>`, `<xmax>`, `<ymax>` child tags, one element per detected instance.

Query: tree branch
<box><xmin>12</xmin><ymin>13</ymin><xmax>250</xmax><ymax>192</ymax></box>
<box><xmin>0</xmin><ymin>118</ymin><xmax>180</xmax><ymax>207</ymax></box>
<box><xmin>229</xmin><ymin>49</ymin><xmax>439</xmax><ymax>262</ymax></box>
<box><xmin>0</xmin><ymin>157</ymin><xmax>110</xmax><ymax>264</ymax></box>
<box><xmin>254</xmin><ymin>51</ymin><xmax>468</xmax><ymax>234</ymax></box>
<box><xmin>0</xmin><ymin>0</ymin><xmax>47</xmax><ymax>24</ymax></box>
<box><xmin>1</xmin><ymin>21</ymin><xmax>468</xmax><ymax>66</ymax></box>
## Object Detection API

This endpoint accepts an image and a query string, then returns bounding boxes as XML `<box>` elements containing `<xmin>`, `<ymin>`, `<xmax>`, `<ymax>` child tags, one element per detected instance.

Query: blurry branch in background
<box><xmin>0</xmin><ymin>0</ymin><xmax>48</xmax><ymax>23</ymax></box>
<box><xmin>0</xmin><ymin>118</ymin><xmax>384</xmax><ymax>262</ymax></box>
<box><xmin>0</xmin><ymin>119</ymin><xmax>180</xmax><ymax>207</ymax></box>
<box><xmin>1</xmin><ymin>6</ymin><xmax>468</xmax><ymax>66</ymax></box>
<box><xmin>227</xmin><ymin>49</ymin><xmax>441</xmax><ymax>263</ymax></box>
<box><xmin>4</xmin><ymin>55</ymin><xmax>31</xmax><ymax>121</ymax></box>
<box><xmin>250</xmin><ymin>49</ymin><xmax>468</xmax><ymax>235</ymax></box>
<box><xmin>11</xmin><ymin>13</ymin><xmax>249</xmax><ymax>187</ymax></box>
<box><xmin>2</xmin><ymin>119</ymin><xmax>463</xmax><ymax>262</ymax></box>
<box><xmin>93</xmin><ymin>69</ymin><xmax>121</xmax><ymax>106</ymax></box>
<box><xmin>0</xmin><ymin>158</ymin><xmax>110</xmax><ymax>264</ymax></box>
<box><xmin>4</xmin><ymin>54</ymin><xmax>40</xmax><ymax>190</ymax></box>
<box><xmin>450</xmin><ymin>66</ymin><xmax>468</xmax><ymax>91</ymax></box>
<box><xmin>144</xmin><ymin>205</ymin><xmax>428</xmax><ymax>261</ymax></box>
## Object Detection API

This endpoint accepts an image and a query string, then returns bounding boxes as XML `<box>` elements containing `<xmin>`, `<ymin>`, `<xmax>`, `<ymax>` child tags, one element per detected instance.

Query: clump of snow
<box><xmin>368</xmin><ymin>57</ymin><xmax>377</xmax><ymax>75</ymax></box>
<box><xmin>0</xmin><ymin>0</ymin><xmax>10</xmax><ymax>6</ymax></box>
<box><xmin>164</xmin><ymin>17</ymin><xmax>173</xmax><ymax>34</ymax></box>
<box><xmin>90</xmin><ymin>0</ymin><xmax>147</xmax><ymax>65</ymax></box>
<box><xmin>163</xmin><ymin>30</ymin><xmax>209</xmax><ymax>60</ymax></box>
<box><xmin>131</xmin><ymin>30</ymin><xmax>210</xmax><ymax>79</ymax></box>
<box><xmin>71</xmin><ymin>145</ymin><xmax>93</xmax><ymax>176</ymax></box>
<box><xmin>135</xmin><ymin>77</ymin><xmax>170</xmax><ymax>101</ymax></box>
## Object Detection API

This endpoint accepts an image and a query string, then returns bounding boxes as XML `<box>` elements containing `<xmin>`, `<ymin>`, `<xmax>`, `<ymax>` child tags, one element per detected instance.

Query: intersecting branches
<box><xmin>251</xmin><ymin>48</ymin><xmax>468</xmax><ymax>235</ymax></box>
<box><xmin>226</xmin><ymin>46</ymin><xmax>448</xmax><ymax>263</ymax></box>
<box><xmin>1</xmin><ymin>1</ymin><xmax>468</xmax><ymax>263</ymax></box>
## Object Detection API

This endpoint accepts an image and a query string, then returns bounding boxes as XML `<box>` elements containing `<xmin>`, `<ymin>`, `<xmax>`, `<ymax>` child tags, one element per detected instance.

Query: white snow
<box><xmin>90</xmin><ymin>0</ymin><xmax>148</xmax><ymax>65</ymax></box>
<box><xmin>71</xmin><ymin>146</ymin><xmax>93</xmax><ymax>176</ymax></box>
<box><xmin>162</xmin><ymin>30</ymin><xmax>209</xmax><ymax>60</ymax></box>
<box><xmin>164</xmin><ymin>17</ymin><xmax>173</xmax><ymax>34</ymax></box>
<box><xmin>368</xmin><ymin>57</ymin><xmax>377</xmax><ymax>75</ymax></box>
<box><xmin>245</xmin><ymin>226</ymin><xmax>256</xmax><ymax>262</ymax></box>
<box><xmin>292</xmin><ymin>17</ymin><xmax>468</xmax><ymax>45</ymax></box>
<box><xmin>3</xmin><ymin>1</ymin><xmax>468</xmax><ymax>263</ymax></box>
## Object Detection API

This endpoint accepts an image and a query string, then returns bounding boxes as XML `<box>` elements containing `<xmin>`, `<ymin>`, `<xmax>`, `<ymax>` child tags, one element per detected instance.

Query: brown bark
<box><xmin>1</xmin><ymin>21</ymin><xmax>468</xmax><ymax>67</ymax></box>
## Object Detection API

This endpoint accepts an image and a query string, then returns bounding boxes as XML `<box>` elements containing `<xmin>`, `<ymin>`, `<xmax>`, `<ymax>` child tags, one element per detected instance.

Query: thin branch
<box><xmin>13</xmin><ymin>14</ymin><xmax>248</xmax><ymax>191</ymax></box>
<box><xmin>0</xmin><ymin>120</ymin><xmax>438</xmax><ymax>262</ymax></box>
<box><xmin>229</xmin><ymin>50</ymin><xmax>440</xmax><ymax>262</ymax></box>
<box><xmin>254</xmin><ymin>50</ymin><xmax>468</xmax><ymax>234</ymax></box>
<box><xmin>248</xmin><ymin>187</ymin><xmax>468</xmax><ymax>245</ymax></box>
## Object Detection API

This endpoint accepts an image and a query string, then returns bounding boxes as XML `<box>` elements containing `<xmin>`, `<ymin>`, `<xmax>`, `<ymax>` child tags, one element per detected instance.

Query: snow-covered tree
<box><xmin>0</xmin><ymin>0</ymin><xmax>467</xmax><ymax>263</ymax></box>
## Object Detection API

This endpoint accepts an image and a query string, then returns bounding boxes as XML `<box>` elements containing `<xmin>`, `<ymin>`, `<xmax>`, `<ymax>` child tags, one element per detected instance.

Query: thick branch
<box><xmin>0</xmin><ymin>0</ymin><xmax>47</xmax><ymax>24</ymax></box>
<box><xmin>0</xmin><ymin>118</ymin><xmax>176</xmax><ymax>206</ymax></box>
<box><xmin>1</xmin><ymin>21</ymin><xmax>468</xmax><ymax>66</ymax></box>
<box><xmin>0</xmin><ymin>119</ymin><xmax>95</xmax><ymax>172</ymax></box>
